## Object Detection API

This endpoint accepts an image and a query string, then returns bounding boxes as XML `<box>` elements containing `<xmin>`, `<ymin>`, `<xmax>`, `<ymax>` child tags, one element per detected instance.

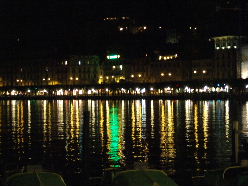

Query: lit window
<box><xmin>159</xmin><ymin>56</ymin><xmax>162</xmax><ymax>60</ymax></box>
<box><xmin>43</xmin><ymin>78</ymin><xmax>45</xmax><ymax>81</ymax></box>
<box><xmin>79</xmin><ymin>61</ymin><xmax>81</xmax><ymax>65</ymax></box>
<box><xmin>120</xmin><ymin>65</ymin><xmax>123</xmax><ymax>70</ymax></box>
<box><xmin>65</xmin><ymin>61</ymin><xmax>68</xmax><ymax>65</ymax></box>
<box><xmin>168</xmin><ymin>73</ymin><xmax>172</xmax><ymax>76</ymax></box>
<box><xmin>47</xmin><ymin>78</ymin><xmax>51</xmax><ymax>81</ymax></box>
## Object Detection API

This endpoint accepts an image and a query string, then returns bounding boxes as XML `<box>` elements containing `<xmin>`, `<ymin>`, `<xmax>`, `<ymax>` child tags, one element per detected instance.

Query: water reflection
<box><xmin>0</xmin><ymin>99</ymin><xmax>239</xmax><ymax>179</ymax></box>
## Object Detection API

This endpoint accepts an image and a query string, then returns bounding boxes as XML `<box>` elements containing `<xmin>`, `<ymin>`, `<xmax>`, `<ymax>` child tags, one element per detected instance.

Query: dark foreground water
<box><xmin>0</xmin><ymin>100</ymin><xmax>247</xmax><ymax>185</ymax></box>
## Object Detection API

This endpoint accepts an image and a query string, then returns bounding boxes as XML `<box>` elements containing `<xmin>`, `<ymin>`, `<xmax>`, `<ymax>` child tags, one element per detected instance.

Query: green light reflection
<box><xmin>109</xmin><ymin>106</ymin><xmax>121</xmax><ymax>167</ymax></box>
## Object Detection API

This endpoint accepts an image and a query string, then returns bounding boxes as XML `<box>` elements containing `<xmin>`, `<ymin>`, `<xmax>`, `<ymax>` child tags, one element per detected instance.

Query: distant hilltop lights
<box><xmin>159</xmin><ymin>54</ymin><xmax>178</xmax><ymax>61</ymax></box>
<box><xmin>104</xmin><ymin>16</ymin><xmax>130</xmax><ymax>21</ymax></box>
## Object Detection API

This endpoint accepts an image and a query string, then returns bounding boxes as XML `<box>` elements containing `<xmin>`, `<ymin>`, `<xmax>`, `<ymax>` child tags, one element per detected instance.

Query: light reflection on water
<box><xmin>0</xmin><ymin>99</ymin><xmax>244</xmax><ymax>179</ymax></box>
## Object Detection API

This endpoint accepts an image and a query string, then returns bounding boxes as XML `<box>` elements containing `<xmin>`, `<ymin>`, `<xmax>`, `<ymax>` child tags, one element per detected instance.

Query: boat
<box><xmin>6</xmin><ymin>171</ymin><xmax>67</xmax><ymax>186</ymax></box>
<box><xmin>110</xmin><ymin>169</ymin><xmax>178</xmax><ymax>186</ymax></box>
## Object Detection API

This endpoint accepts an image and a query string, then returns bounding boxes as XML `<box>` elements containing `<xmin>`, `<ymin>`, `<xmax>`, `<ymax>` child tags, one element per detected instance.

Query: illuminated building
<box><xmin>240</xmin><ymin>45</ymin><xmax>248</xmax><ymax>79</ymax></box>
<box><xmin>212</xmin><ymin>36</ymin><xmax>246</xmax><ymax>79</ymax></box>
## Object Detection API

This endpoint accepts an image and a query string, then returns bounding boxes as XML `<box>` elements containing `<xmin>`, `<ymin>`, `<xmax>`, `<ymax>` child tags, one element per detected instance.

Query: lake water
<box><xmin>0</xmin><ymin>99</ymin><xmax>247</xmax><ymax>185</ymax></box>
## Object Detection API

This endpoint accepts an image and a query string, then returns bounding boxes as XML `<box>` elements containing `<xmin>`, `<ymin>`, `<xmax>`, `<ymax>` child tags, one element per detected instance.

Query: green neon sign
<box><xmin>107</xmin><ymin>54</ymin><xmax>120</xmax><ymax>60</ymax></box>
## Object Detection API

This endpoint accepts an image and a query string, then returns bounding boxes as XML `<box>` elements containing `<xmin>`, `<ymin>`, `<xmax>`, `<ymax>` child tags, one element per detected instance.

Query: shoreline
<box><xmin>0</xmin><ymin>93</ymin><xmax>247</xmax><ymax>100</ymax></box>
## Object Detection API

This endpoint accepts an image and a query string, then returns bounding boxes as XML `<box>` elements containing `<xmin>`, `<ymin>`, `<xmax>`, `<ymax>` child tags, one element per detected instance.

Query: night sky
<box><xmin>0</xmin><ymin>0</ymin><xmax>243</xmax><ymax>58</ymax></box>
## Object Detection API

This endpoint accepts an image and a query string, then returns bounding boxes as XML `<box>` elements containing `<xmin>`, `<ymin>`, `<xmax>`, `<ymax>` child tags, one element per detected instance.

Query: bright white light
<box><xmin>100</xmin><ymin>76</ymin><xmax>103</xmax><ymax>79</ymax></box>
<box><xmin>227</xmin><ymin>46</ymin><xmax>231</xmax><ymax>49</ymax></box>
<box><xmin>159</xmin><ymin>56</ymin><xmax>162</xmax><ymax>60</ymax></box>
<box><xmin>161</xmin><ymin>73</ymin><xmax>164</xmax><ymax>76</ymax></box>
<box><xmin>75</xmin><ymin>77</ymin><xmax>79</xmax><ymax>80</ymax></box>
<box><xmin>57</xmin><ymin>89</ymin><xmax>63</xmax><ymax>95</ymax></box>
<box><xmin>194</xmin><ymin>70</ymin><xmax>197</xmax><ymax>74</ymax></box>
<box><xmin>203</xmin><ymin>86</ymin><xmax>209</xmax><ymax>92</ymax></box>
<box><xmin>112</xmin><ymin>65</ymin><xmax>116</xmax><ymax>69</ymax></box>
<box><xmin>43</xmin><ymin>89</ymin><xmax>47</xmax><ymax>93</ymax></box>
<box><xmin>216</xmin><ymin>47</ymin><xmax>220</xmax><ymax>50</ymax></box>
<box><xmin>119</xmin><ymin>27</ymin><xmax>124</xmax><ymax>31</ymax></box>
<box><xmin>65</xmin><ymin>61</ymin><xmax>68</xmax><ymax>65</ymax></box>
<box><xmin>131</xmin><ymin>74</ymin><xmax>134</xmax><ymax>78</ymax></box>
<box><xmin>43</xmin><ymin>78</ymin><xmax>45</xmax><ymax>81</ymax></box>
<box><xmin>246</xmin><ymin>85</ymin><xmax>248</xmax><ymax>89</ymax></box>
<box><xmin>11</xmin><ymin>90</ymin><xmax>17</xmax><ymax>95</ymax></box>
<box><xmin>27</xmin><ymin>89</ymin><xmax>31</xmax><ymax>93</ymax></box>
<box><xmin>234</xmin><ymin>46</ymin><xmax>237</xmax><ymax>48</ymax></box>
<box><xmin>150</xmin><ymin>87</ymin><xmax>154</xmax><ymax>91</ymax></box>
<box><xmin>16</xmin><ymin>79</ymin><xmax>19</xmax><ymax>82</ymax></box>
<box><xmin>138</xmin><ymin>74</ymin><xmax>142</xmax><ymax>77</ymax></box>
<box><xmin>48</xmin><ymin>78</ymin><xmax>51</xmax><ymax>81</ymax></box>
<box><xmin>222</xmin><ymin>47</ymin><xmax>225</xmax><ymax>49</ymax></box>
<box><xmin>141</xmin><ymin>88</ymin><xmax>146</xmax><ymax>93</ymax></box>
<box><xmin>106</xmin><ymin>88</ymin><xmax>109</xmax><ymax>92</ymax></box>
<box><xmin>168</xmin><ymin>73</ymin><xmax>172</xmax><ymax>76</ymax></box>
<box><xmin>70</xmin><ymin>77</ymin><xmax>73</xmax><ymax>80</ymax></box>
<box><xmin>203</xmin><ymin>70</ymin><xmax>206</xmax><ymax>74</ymax></box>
<box><xmin>143</xmin><ymin>26</ymin><xmax>147</xmax><ymax>30</ymax></box>
<box><xmin>120</xmin><ymin>65</ymin><xmax>123</xmax><ymax>70</ymax></box>
<box><xmin>79</xmin><ymin>61</ymin><xmax>81</xmax><ymax>65</ymax></box>
<box><xmin>87</xmin><ymin>90</ymin><xmax>92</xmax><ymax>94</ymax></box>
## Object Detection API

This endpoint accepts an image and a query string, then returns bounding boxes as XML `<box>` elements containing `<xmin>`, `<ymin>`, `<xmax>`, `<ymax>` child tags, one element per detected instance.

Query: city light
<box><xmin>161</xmin><ymin>73</ymin><xmax>164</xmax><ymax>76</ymax></box>
<box><xmin>138</xmin><ymin>74</ymin><xmax>142</xmax><ymax>77</ymax></box>
<box><xmin>168</xmin><ymin>73</ymin><xmax>172</xmax><ymax>76</ymax></box>
<box><xmin>75</xmin><ymin>77</ymin><xmax>79</xmax><ymax>80</ymax></box>
<box><xmin>131</xmin><ymin>74</ymin><xmax>134</xmax><ymax>78</ymax></box>
<box><xmin>194</xmin><ymin>70</ymin><xmax>197</xmax><ymax>74</ymax></box>
<box><xmin>203</xmin><ymin>70</ymin><xmax>206</xmax><ymax>74</ymax></box>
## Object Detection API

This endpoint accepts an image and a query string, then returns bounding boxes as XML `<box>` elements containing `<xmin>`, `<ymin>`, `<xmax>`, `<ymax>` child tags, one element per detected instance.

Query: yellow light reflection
<box><xmin>203</xmin><ymin>101</ymin><xmax>209</xmax><ymax>159</ymax></box>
